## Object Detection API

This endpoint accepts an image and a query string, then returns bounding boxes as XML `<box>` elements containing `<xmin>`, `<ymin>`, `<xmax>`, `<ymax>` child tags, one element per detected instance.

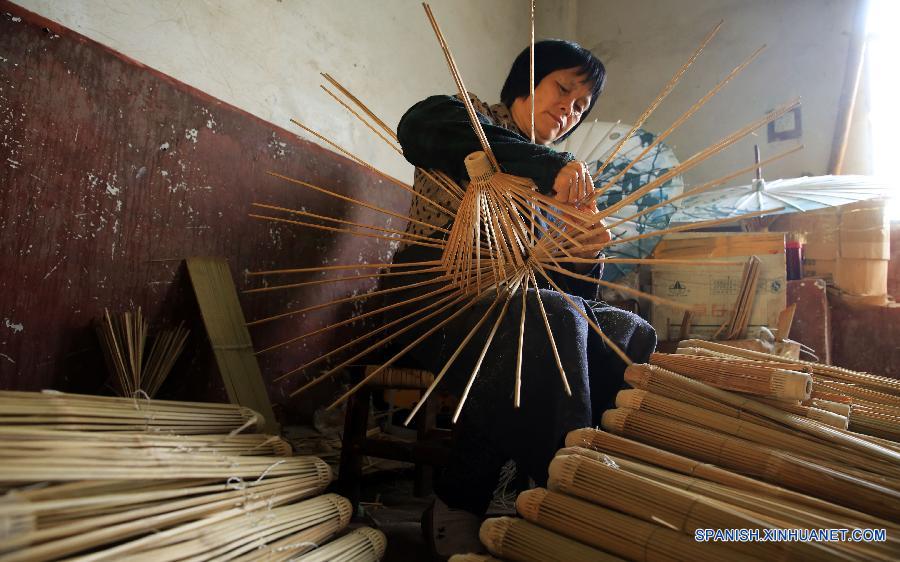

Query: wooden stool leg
<box><xmin>413</xmin><ymin>394</ymin><xmax>437</xmax><ymax>497</ymax></box>
<box><xmin>339</xmin><ymin>387</ymin><xmax>371</xmax><ymax>513</ymax></box>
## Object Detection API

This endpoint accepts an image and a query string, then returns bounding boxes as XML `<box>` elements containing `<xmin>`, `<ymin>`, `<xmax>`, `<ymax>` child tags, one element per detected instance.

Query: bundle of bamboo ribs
<box><xmin>0</xmin><ymin>391</ymin><xmax>385</xmax><ymax>561</ymax></box>
<box><xmin>463</xmin><ymin>344</ymin><xmax>899</xmax><ymax>561</ymax></box>
<box><xmin>677</xmin><ymin>339</ymin><xmax>900</xmax><ymax>442</ymax></box>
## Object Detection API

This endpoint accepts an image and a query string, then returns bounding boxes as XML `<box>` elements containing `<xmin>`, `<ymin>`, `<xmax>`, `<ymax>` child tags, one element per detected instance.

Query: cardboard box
<box><xmin>771</xmin><ymin>200</ymin><xmax>890</xmax><ymax>296</ymax></box>
<box><xmin>650</xmin><ymin>232</ymin><xmax>786</xmax><ymax>341</ymax></box>
<box><xmin>834</xmin><ymin>258</ymin><xmax>889</xmax><ymax>296</ymax></box>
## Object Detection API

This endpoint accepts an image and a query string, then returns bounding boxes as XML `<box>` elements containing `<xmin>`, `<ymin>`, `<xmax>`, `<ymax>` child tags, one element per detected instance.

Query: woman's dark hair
<box><xmin>500</xmin><ymin>39</ymin><xmax>606</xmax><ymax>142</ymax></box>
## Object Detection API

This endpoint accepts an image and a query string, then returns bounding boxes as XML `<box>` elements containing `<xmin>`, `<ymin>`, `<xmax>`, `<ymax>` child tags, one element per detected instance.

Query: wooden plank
<box><xmin>186</xmin><ymin>257</ymin><xmax>278</xmax><ymax>434</ymax></box>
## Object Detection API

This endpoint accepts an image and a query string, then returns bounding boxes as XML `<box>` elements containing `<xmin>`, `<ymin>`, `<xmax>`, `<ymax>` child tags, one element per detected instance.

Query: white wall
<box><xmin>16</xmin><ymin>0</ymin><xmax>867</xmax><ymax>186</ymax></box>
<box><xmin>574</xmin><ymin>0</ymin><xmax>869</xmax><ymax>186</ymax></box>
<box><xmin>16</xmin><ymin>0</ymin><xmax>534</xmax><ymax>180</ymax></box>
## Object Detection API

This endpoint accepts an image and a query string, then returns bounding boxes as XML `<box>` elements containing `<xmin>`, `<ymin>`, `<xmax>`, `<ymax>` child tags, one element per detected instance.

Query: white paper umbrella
<box><xmin>555</xmin><ymin>120</ymin><xmax>685</xmax><ymax>281</ymax></box>
<box><xmin>669</xmin><ymin>175</ymin><xmax>892</xmax><ymax>223</ymax></box>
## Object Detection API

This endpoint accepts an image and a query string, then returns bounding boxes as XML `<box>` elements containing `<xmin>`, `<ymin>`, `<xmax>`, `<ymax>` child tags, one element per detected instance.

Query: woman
<box><xmin>388</xmin><ymin>40</ymin><xmax>656</xmax><ymax>558</ymax></box>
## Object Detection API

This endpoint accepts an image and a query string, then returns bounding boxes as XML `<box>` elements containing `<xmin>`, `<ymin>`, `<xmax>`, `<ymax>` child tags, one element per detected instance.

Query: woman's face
<box><xmin>511</xmin><ymin>67</ymin><xmax>594</xmax><ymax>145</ymax></box>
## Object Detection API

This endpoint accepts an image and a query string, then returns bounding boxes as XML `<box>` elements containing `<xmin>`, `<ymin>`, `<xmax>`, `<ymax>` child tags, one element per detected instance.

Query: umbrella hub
<box><xmin>751</xmin><ymin>177</ymin><xmax>767</xmax><ymax>192</ymax></box>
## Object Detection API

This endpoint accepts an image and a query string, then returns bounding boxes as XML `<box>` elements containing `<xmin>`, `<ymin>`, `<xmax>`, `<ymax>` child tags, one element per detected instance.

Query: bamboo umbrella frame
<box><xmin>70</xmin><ymin>493</ymin><xmax>351</xmax><ymax>562</ymax></box>
<box><xmin>242</xmin><ymin>3</ymin><xmax>810</xmax><ymax>420</ymax></box>
<box><xmin>649</xmin><ymin>352</ymin><xmax>813</xmax><ymax>400</ymax></box>
<box><xmin>600</xmin><ymin>407</ymin><xmax>900</xmax><ymax>520</ymax></box>
<box><xmin>479</xmin><ymin>516</ymin><xmax>619</xmax><ymax>562</ymax></box>
<box><xmin>615</xmin><ymin>389</ymin><xmax>900</xmax><ymax>480</ymax></box>
<box><xmin>570</xmin><ymin>452</ymin><xmax>900</xmax><ymax>560</ymax></box>
<box><xmin>516</xmin><ymin>488</ymin><xmax>755</xmax><ymax>562</ymax></box>
<box><xmin>623</xmin><ymin>364</ymin><xmax>900</xmax><ymax>465</ymax></box>
<box><xmin>291</xmin><ymin>526</ymin><xmax>386</xmax><ymax>562</ymax></box>
<box><xmin>547</xmin><ymin>454</ymin><xmax>840</xmax><ymax>561</ymax></box>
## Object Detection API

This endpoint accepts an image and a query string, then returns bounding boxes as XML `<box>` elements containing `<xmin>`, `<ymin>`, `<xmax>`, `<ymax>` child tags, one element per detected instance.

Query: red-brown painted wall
<box><xmin>0</xmin><ymin>3</ymin><xmax>410</xmax><ymax>422</ymax></box>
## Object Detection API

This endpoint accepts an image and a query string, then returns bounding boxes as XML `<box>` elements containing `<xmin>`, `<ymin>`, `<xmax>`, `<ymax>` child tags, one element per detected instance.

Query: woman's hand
<box><xmin>552</xmin><ymin>160</ymin><xmax>593</xmax><ymax>205</ymax></box>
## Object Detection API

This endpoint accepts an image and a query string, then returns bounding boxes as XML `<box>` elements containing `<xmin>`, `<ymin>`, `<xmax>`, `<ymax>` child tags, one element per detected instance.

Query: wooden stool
<box><xmin>338</xmin><ymin>364</ymin><xmax>452</xmax><ymax>512</ymax></box>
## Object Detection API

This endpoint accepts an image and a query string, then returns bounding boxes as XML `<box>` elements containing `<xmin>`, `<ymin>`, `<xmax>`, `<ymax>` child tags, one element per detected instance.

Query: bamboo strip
<box><xmin>290</xmin><ymin>118</ymin><xmax>454</xmax><ymax>218</ymax></box>
<box><xmin>592</xmin><ymin>98</ymin><xmax>795</xmax><ymax>224</ymax></box>
<box><xmin>330</xmin><ymin>272</ymin><xmax>507</xmax><ymax>411</ymax></box>
<box><xmin>0</xmin><ymin>476</ymin><xmax>319</xmax><ymax>553</ymax></box>
<box><xmin>122</xmin><ymin>494</ymin><xmax>351</xmax><ymax>562</ymax></box>
<box><xmin>256</xmin><ymin>282</ymin><xmax>454</xmax><ymax>355</ymax></box>
<box><xmin>246</xmin><ymin>275</ymin><xmax>449</xmax><ymax>327</ymax></box>
<box><xmin>320</xmin><ymin>73</ymin><xmax>398</xmax><ymax>142</ymax></box>
<box><xmin>244</xmin><ymin>266</ymin><xmax>445</xmax><ymax>296</ymax></box>
<box><xmin>527</xmin><ymin>270</ymin><xmax>571</xmax><ymax>396</ymax></box>
<box><xmin>251</xmin><ymin>202</ymin><xmax>446</xmax><ymax>246</ymax></box>
<box><xmin>231</xmin><ymin>514</ymin><xmax>345</xmax><ymax>561</ymax></box>
<box><xmin>277</xmin><ymin>283</ymin><xmax>467</xmax><ymax>383</ymax></box>
<box><xmin>591</xmin><ymin>44</ymin><xmax>765</xmax><ymax>203</ymax></box>
<box><xmin>606</xmin><ymin>144</ymin><xmax>804</xmax><ymax>230</ymax></box>
<box><xmin>293</xmin><ymin>526</ymin><xmax>386</xmax><ymax>562</ymax></box>
<box><xmin>73</xmin><ymin>493</ymin><xmax>350</xmax><ymax>562</ymax></box>
<box><xmin>266</xmin><ymin>171</ymin><xmax>450</xmax><ymax>236</ymax></box>
<box><xmin>479</xmin><ymin>516</ymin><xmax>619</xmax><ymax>562</ymax></box>
<box><xmin>422</xmin><ymin>4</ymin><xmax>499</xmax><ymax>170</ymax></box>
<box><xmin>247</xmin><ymin>260</ymin><xmax>443</xmax><ymax>278</ymax></box>
<box><xmin>0</xmin><ymin>453</ymin><xmax>330</xmax><ymax>482</ymax></box>
<box><xmin>249</xmin><ymin>212</ymin><xmax>445</xmax><ymax>250</ymax></box>
<box><xmin>452</xmin><ymin>274</ymin><xmax>525</xmax><ymax>423</ymax></box>
<box><xmin>320</xmin><ymin>85</ymin><xmax>403</xmax><ymax>155</ymax></box>
<box><xmin>517</xmin><ymin>488</ymin><xmax>754</xmax><ymax>562</ymax></box>
<box><xmin>592</xmin><ymin>21</ymin><xmax>723</xmax><ymax>182</ymax></box>
<box><xmin>531</xmin><ymin>260</ymin><xmax>632</xmax><ymax>365</ymax></box>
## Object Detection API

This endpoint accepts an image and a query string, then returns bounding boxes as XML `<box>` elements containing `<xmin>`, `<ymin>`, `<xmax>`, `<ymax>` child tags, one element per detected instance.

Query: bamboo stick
<box><xmin>72</xmin><ymin>493</ymin><xmax>350</xmax><ymax>562</ymax></box>
<box><xmin>290</xmin><ymin>117</ymin><xmax>455</xmax><ymax>218</ymax></box>
<box><xmin>276</xmin><ymin>282</ymin><xmax>469</xmax><ymax>383</ymax></box>
<box><xmin>590</xmin><ymin>44</ymin><xmax>766</xmax><ymax>203</ymax></box>
<box><xmin>592</xmin><ymin>20</ymin><xmax>723</xmax><ymax>181</ymax></box>
<box><xmin>292</xmin><ymin>526</ymin><xmax>386</xmax><ymax>562</ymax></box>
<box><xmin>422</xmin><ymin>3</ymin><xmax>499</xmax><ymax>170</ymax></box>
<box><xmin>256</xmin><ymin>282</ymin><xmax>454</xmax><ymax>355</ymax></box>
<box><xmin>249</xmin><ymin>213</ymin><xmax>445</xmax><ymax>250</ymax></box>
<box><xmin>265</xmin><ymin>171</ymin><xmax>450</xmax><ymax>236</ymax></box>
